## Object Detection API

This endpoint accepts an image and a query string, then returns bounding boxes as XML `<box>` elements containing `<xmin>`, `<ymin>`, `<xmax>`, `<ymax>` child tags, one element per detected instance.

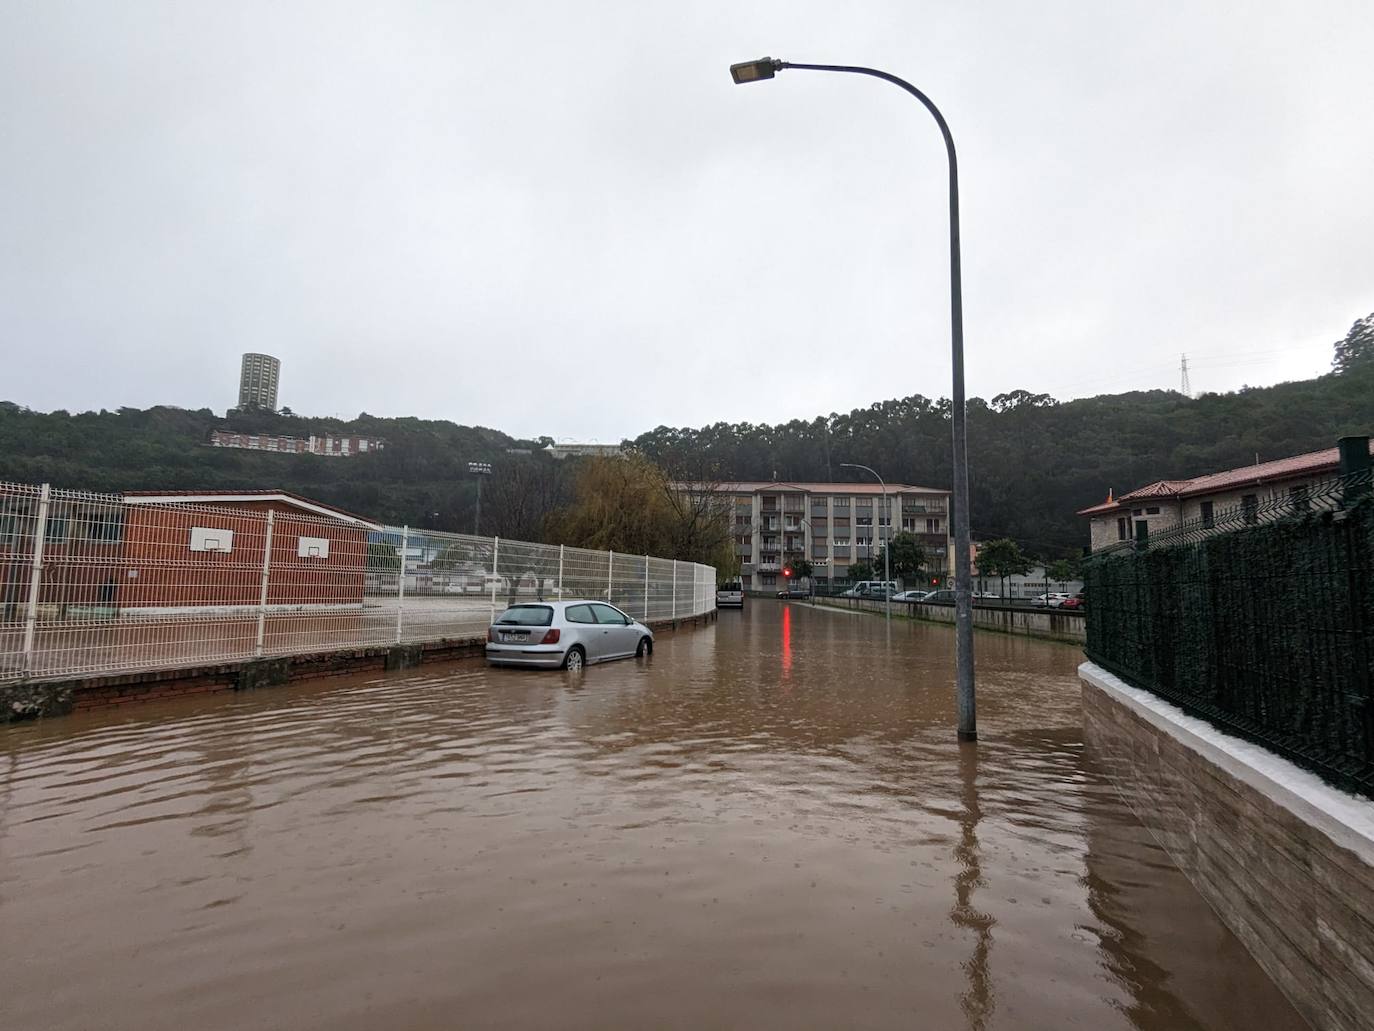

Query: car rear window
<box><xmin>718</xmin><ymin>583</ymin><xmax>741</xmax><ymax>592</ymax></box>
<box><xmin>494</xmin><ymin>605</ymin><xmax>553</xmax><ymax>626</ymax></box>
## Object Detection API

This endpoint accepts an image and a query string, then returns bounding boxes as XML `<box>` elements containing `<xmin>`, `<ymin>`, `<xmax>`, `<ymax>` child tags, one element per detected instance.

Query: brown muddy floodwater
<box><xmin>1</xmin><ymin>602</ymin><xmax>1304</xmax><ymax>1030</ymax></box>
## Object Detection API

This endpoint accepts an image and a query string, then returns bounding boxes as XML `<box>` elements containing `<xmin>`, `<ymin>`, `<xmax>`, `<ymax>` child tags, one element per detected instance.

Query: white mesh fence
<box><xmin>0</xmin><ymin>482</ymin><xmax>718</xmax><ymax>684</ymax></box>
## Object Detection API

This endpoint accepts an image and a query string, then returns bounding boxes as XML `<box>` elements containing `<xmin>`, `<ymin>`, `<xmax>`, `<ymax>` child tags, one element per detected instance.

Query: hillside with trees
<box><xmin>0</xmin><ymin>403</ymin><xmax>542</xmax><ymax>533</ymax></box>
<box><xmin>4</xmin><ymin>314</ymin><xmax>1371</xmax><ymax>556</ymax></box>
<box><xmin>631</xmin><ymin>353</ymin><xmax>1374</xmax><ymax>557</ymax></box>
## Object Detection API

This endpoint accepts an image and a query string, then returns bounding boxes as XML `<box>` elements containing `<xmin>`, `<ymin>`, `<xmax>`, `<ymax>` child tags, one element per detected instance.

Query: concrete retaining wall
<box><xmin>1081</xmin><ymin>660</ymin><xmax>1374</xmax><ymax>1031</ymax></box>
<box><xmin>2</xmin><ymin>610</ymin><xmax>718</xmax><ymax>722</ymax></box>
<box><xmin>810</xmin><ymin>596</ymin><xmax>1086</xmax><ymax>644</ymax></box>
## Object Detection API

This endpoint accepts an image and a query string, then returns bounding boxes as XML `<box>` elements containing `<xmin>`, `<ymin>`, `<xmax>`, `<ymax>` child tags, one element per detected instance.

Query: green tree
<box><xmin>544</xmin><ymin>455</ymin><xmax>734</xmax><ymax>568</ymax></box>
<box><xmin>1046</xmin><ymin>557</ymin><xmax>1080</xmax><ymax>587</ymax></box>
<box><xmin>1333</xmin><ymin>312</ymin><xmax>1374</xmax><ymax>373</ymax></box>
<box><xmin>977</xmin><ymin>538</ymin><xmax>1031</xmax><ymax>598</ymax></box>
<box><xmin>784</xmin><ymin>558</ymin><xmax>813</xmax><ymax>580</ymax></box>
<box><xmin>848</xmin><ymin>559</ymin><xmax>874</xmax><ymax>582</ymax></box>
<box><xmin>876</xmin><ymin>531</ymin><xmax>927</xmax><ymax>583</ymax></box>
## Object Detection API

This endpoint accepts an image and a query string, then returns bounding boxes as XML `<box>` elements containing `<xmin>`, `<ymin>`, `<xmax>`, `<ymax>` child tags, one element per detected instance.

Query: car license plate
<box><xmin>500</xmin><ymin>631</ymin><xmax>527</xmax><ymax>643</ymax></box>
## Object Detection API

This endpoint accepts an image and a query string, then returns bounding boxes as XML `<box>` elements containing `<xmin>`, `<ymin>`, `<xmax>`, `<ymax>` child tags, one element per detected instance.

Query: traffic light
<box><xmin>931</xmin><ymin>577</ymin><xmax>939</xmax><ymax>586</ymax></box>
<box><xmin>783</xmin><ymin>568</ymin><xmax>792</xmax><ymax>578</ymax></box>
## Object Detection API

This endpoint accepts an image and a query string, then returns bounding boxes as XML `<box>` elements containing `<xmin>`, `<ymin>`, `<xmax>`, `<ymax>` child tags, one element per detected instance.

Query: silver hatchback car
<box><xmin>485</xmin><ymin>600</ymin><xmax>654</xmax><ymax>671</ymax></box>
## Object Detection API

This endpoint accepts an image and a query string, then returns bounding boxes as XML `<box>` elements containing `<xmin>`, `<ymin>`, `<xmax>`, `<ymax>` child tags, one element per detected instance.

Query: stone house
<box><xmin>1078</xmin><ymin>436</ymin><xmax>1373</xmax><ymax>552</ymax></box>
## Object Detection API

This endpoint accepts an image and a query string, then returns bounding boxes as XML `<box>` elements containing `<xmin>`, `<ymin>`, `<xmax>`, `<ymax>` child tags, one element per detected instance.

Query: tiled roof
<box><xmin>122</xmin><ymin>490</ymin><xmax>382</xmax><ymax>527</ymax></box>
<box><xmin>1077</xmin><ymin>438</ymin><xmax>1373</xmax><ymax>517</ymax></box>
<box><xmin>712</xmin><ymin>481</ymin><xmax>950</xmax><ymax>496</ymax></box>
<box><xmin>1176</xmin><ymin>440</ymin><xmax>1370</xmax><ymax>497</ymax></box>
<box><xmin>1075</xmin><ymin>498</ymin><xmax>1122</xmax><ymax>516</ymax></box>
<box><xmin>1121</xmin><ymin>480</ymin><xmax>1194</xmax><ymax>500</ymax></box>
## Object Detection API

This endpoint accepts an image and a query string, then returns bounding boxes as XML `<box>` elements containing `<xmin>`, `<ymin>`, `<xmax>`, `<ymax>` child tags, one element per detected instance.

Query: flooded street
<box><xmin>1</xmin><ymin>602</ymin><xmax>1303</xmax><ymax>1030</ymax></box>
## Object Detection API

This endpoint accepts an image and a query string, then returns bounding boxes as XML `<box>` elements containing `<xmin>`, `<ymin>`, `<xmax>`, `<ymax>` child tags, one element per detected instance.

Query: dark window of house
<box><xmin>1200</xmin><ymin>501</ymin><xmax>1214</xmax><ymax>528</ymax></box>
<box><xmin>88</xmin><ymin>511</ymin><xmax>124</xmax><ymax>543</ymax></box>
<box><xmin>1146</xmin><ymin>507</ymin><xmax>1160</xmax><ymax>515</ymax></box>
<box><xmin>1134</xmin><ymin>520</ymin><xmax>1149</xmax><ymax>544</ymax></box>
<box><xmin>1132</xmin><ymin>508</ymin><xmax>1143</xmax><ymax>516</ymax></box>
<box><xmin>1117</xmin><ymin>517</ymin><xmax>1129</xmax><ymax>541</ymax></box>
<box><xmin>1242</xmin><ymin>494</ymin><xmax>1258</xmax><ymax>525</ymax></box>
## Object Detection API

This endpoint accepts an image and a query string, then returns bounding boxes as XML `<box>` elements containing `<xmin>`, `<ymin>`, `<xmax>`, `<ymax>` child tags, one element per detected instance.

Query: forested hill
<box><xmin>4</xmin><ymin>362</ymin><xmax>1372</xmax><ymax>556</ymax></box>
<box><xmin>0</xmin><ymin>403</ymin><xmax>533</xmax><ymax>532</ymax></box>
<box><xmin>631</xmin><ymin>364</ymin><xmax>1374</xmax><ymax>556</ymax></box>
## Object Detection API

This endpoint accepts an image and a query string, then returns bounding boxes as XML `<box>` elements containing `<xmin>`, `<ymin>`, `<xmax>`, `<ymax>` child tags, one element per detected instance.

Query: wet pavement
<box><xmin>0</xmin><ymin>601</ymin><xmax>1305</xmax><ymax>1030</ymax></box>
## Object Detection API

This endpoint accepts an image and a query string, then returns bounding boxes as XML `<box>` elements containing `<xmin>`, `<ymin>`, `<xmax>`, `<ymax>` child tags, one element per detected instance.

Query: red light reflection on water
<box><xmin>781</xmin><ymin>604</ymin><xmax>792</xmax><ymax>679</ymax></box>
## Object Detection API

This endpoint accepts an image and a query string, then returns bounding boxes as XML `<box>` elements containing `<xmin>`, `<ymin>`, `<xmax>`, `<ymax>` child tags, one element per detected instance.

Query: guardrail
<box><xmin>0</xmin><ymin>481</ymin><xmax>717</xmax><ymax>683</ymax></box>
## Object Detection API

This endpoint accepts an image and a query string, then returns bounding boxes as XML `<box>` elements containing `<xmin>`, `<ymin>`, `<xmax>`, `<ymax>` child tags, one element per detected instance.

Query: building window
<box><xmin>89</xmin><ymin>511</ymin><xmax>125</xmax><ymax>543</ymax></box>
<box><xmin>1145</xmin><ymin>507</ymin><xmax>1160</xmax><ymax>515</ymax></box>
<box><xmin>926</xmin><ymin>518</ymin><xmax>941</xmax><ymax>534</ymax></box>
<box><xmin>833</xmin><ymin>498</ymin><xmax>850</xmax><ymax>510</ymax></box>
<box><xmin>834</xmin><ymin>537</ymin><xmax>850</xmax><ymax>547</ymax></box>
<box><xmin>1200</xmin><ymin>501</ymin><xmax>1213</xmax><ymax>528</ymax></box>
<box><xmin>761</xmin><ymin>574</ymin><xmax>776</xmax><ymax>587</ymax></box>
<box><xmin>1117</xmin><ymin>516</ymin><xmax>1129</xmax><ymax>541</ymax></box>
<box><xmin>856</xmin><ymin>516</ymin><xmax>873</xmax><ymax>526</ymax></box>
<box><xmin>1242</xmin><ymin>494</ymin><xmax>1258</xmax><ymax>525</ymax></box>
<box><xmin>1132</xmin><ymin>508</ymin><xmax>1143</xmax><ymax>516</ymax></box>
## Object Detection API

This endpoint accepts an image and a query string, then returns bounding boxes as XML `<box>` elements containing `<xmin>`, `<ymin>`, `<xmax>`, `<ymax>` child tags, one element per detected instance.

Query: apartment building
<box><xmin>238</xmin><ymin>353</ymin><xmax>281</xmax><ymax>410</ymax></box>
<box><xmin>1078</xmin><ymin>435</ymin><xmax>1373</xmax><ymax>552</ymax></box>
<box><xmin>210</xmin><ymin>430</ymin><xmax>385</xmax><ymax>457</ymax></box>
<box><xmin>718</xmin><ymin>481</ymin><xmax>953</xmax><ymax>590</ymax></box>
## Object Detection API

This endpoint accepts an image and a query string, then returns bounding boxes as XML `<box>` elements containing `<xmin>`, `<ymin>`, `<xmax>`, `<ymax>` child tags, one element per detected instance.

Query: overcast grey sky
<box><xmin>2</xmin><ymin>1</ymin><xmax>1371</xmax><ymax>441</ymax></box>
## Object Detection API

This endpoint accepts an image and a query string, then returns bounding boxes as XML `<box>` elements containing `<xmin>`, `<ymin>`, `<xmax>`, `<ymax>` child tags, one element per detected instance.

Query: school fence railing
<box><xmin>0</xmin><ymin>482</ymin><xmax>718</xmax><ymax>683</ymax></box>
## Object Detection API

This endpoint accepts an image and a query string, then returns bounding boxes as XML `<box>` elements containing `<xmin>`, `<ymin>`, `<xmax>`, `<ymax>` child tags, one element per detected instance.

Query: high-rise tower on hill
<box><xmin>238</xmin><ymin>353</ymin><xmax>280</xmax><ymax>410</ymax></box>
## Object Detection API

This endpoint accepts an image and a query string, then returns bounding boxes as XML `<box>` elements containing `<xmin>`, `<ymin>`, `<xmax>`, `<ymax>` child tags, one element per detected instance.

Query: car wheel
<box><xmin>563</xmin><ymin>646</ymin><xmax>586</xmax><ymax>671</ymax></box>
<box><xmin>635</xmin><ymin>636</ymin><xmax>652</xmax><ymax>658</ymax></box>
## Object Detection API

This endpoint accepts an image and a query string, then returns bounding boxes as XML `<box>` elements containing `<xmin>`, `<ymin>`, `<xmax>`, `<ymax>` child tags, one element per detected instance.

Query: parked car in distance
<box><xmin>922</xmin><ymin>589</ymin><xmax>957</xmax><ymax>605</ymax></box>
<box><xmin>776</xmin><ymin>584</ymin><xmax>810</xmax><ymax>599</ymax></box>
<box><xmin>892</xmin><ymin>589</ymin><xmax>930</xmax><ymax>602</ymax></box>
<box><xmin>716</xmin><ymin>581</ymin><xmax>744</xmax><ymax>608</ymax></box>
<box><xmin>1059</xmin><ymin>592</ymin><xmax>1087</xmax><ymax>611</ymax></box>
<box><xmin>485</xmin><ymin>601</ymin><xmax>653</xmax><ymax>672</ymax></box>
<box><xmin>843</xmin><ymin>581</ymin><xmax>900</xmax><ymax>599</ymax></box>
<box><xmin>1031</xmin><ymin>593</ymin><xmax>1071</xmax><ymax>608</ymax></box>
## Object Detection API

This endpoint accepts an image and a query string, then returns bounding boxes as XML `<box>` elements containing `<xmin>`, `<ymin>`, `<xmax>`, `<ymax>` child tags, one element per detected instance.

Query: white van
<box><xmin>844</xmin><ymin>580</ymin><xmax>899</xmax><ymax>598</ymax></box>
<box><xmin>715</xmin><ymin>581</ymin><xmax>744</xmax><ymax>608</ymax></box>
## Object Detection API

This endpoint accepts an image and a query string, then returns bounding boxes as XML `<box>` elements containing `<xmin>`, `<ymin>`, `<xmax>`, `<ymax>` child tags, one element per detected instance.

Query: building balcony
<box><xmin>756</xmin><ymin>561</ymin><xmax>780</xmax><ymax>573</ymax></box>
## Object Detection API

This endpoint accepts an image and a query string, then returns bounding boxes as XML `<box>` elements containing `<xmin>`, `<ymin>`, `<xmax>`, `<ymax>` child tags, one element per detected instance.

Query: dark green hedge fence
<box><xmin>1084</xmin><ymin>500</ymin><xmax>1374</xmax><ymax>795</ymax></box>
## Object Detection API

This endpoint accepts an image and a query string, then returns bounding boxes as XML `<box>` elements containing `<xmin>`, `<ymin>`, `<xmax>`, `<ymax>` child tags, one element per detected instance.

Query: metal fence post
<box><xmin>20</xmin><ymin>483</ymin><xmax>52</xmax><ymax>674</ymax></box>
<box><xmin>671</xmin><ymin>559</ymin><xmax>677</xmax><ymax>619</ymax></box>
<box><xmin>490</xmin><ymin>536</ymin><xmax>500</xmax><ymax>623</ymax></box>
<box><xmin>255</xmin><ymin>509</ymin><xmax>275</xmax><ymax>658</ymax></box>
<box><xmin>607</xmin><ymin>550</ymin><xmax>614</xmax><ymax>603</ymax></box>
<box><xmin>558</xmin><ymin>544</ymin><xmax>565</xmax><ymax>599</ymax></box>
<box><xmin>395</xmin><ymin>525</ymin><xmax>409</xmax><ymax>644</ymax></box>
<box><xmin>643</xmin><ymin>555</ymin><xmax>650</xmax><ymax>620</ymax></box>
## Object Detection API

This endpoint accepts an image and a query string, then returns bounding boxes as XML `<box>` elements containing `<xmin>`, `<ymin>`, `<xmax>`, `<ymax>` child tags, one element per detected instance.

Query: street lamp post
<box><xmin>731</xmin><ymin>56</ymin><xmax>976</xmax><ymax>741</ymax></box>
<box><xmin>840</xmin><ymin>463</ymin><xmax>891</xmax><ymax>620</ymax></box>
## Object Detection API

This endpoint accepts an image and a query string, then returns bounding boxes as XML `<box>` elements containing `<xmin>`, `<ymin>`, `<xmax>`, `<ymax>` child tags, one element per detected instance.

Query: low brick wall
<box><xmin>1082</xmin><ymin>660</ymin><xmax>1374</xmax><ymax>1031</ymax></box>
<box><xmin>808</xmin><ymin>596</ymin><xmax>1086</xmax><ymax>644</ymax></box>
<box><xmin>2</xmin><ymin>609</ymin><xmax>717</xmax><ymax>721</ymax></box>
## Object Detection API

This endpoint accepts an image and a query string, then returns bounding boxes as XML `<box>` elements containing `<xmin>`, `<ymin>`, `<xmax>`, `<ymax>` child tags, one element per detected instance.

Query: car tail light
<box><xmin>486</xmin><ymin>628</ymin><xmax>495</xmax><ymax>642</ymax></box>
<box><xmin>540</xmin><ymin>629</ymin><xmax>561</xmax><ymax>645</ymax></box>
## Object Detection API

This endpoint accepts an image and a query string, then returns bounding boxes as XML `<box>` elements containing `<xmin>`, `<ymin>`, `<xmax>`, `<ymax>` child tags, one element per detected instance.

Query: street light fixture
<box><xmin>840</xmin><ymin>463</ymin><xmax>891</xmax><ymax>622</ymax></box>
<box><xmin>732</xmin><ymin>57</ymin><xmax>977</xmax><ymax>741</ymax></box>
